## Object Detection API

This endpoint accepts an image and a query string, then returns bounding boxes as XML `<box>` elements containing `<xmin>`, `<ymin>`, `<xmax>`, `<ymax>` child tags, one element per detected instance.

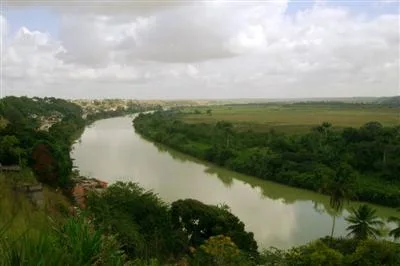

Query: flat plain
<box><xmin>181</xmin><ymin>103</ymin><xmax>400</xmax><ymax>133</ymax></box>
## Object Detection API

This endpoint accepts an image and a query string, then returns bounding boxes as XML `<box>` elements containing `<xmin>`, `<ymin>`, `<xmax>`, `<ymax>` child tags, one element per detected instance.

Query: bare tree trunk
<box><xmin>383</xmin><ymin>149</ymin><xmax>387</xmax><ymax>166</ymax></box>
<box><xmin>330</xmin><ymin>215</ymin><xmax>336</xmax><ymax>244</ymax></box>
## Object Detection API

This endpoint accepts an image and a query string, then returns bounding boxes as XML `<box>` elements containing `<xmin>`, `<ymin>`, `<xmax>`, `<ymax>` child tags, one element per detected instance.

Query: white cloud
<box><xmin>0</xmin><ymin>14</ymin><xmax>6</xmax><ymax>37</ymax></box>
<box><xmin>1</xmin><ymin>14</ymin><xmax>8</xmax><ymax>55</ymax></box>
<box><xmin>377</xmin><ymin>0</ymin><xmax>398</xmax><ymax>3</ymax></box>
<box><xmin>7</xmin><ymin>0</ymin><xmax>196</xmax><ymax>14</ymax></box>
<box><xmin>2</xmin><ymin>1</ymin><xmax>399</xmax><ymax>98</ymax></box>
<box><xmin>56</xmin><ymin>15</ymin><xmax>114</xmax><ymax>67</ymax></box>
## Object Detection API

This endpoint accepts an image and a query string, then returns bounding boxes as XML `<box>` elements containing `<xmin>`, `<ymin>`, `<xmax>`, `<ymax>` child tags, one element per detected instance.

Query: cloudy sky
<box><xmin>0</xmin><ymin>0</ymin><xmax>399</xmax><ymax>99</ymax></box>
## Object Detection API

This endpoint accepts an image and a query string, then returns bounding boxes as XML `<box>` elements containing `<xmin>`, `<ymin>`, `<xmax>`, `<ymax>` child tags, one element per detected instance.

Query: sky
<box><xmin>0</xmin><ymin>0</ymin><xmax>399</xmax><ymax>99</ymax></box>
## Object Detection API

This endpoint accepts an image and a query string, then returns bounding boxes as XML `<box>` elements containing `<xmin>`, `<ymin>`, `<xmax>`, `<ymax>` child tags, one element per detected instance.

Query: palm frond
<box><xmin>345</xmin><ymin>204</ymin><xmax>384</xmax><ymax>240</ymax></box>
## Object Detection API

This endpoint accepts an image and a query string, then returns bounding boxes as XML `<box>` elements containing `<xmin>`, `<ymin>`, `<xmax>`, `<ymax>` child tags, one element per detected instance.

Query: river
<box><xmin>71</xmin><ymin>116</ymin><xmax>398</xmax><ymax>249</ymax></box>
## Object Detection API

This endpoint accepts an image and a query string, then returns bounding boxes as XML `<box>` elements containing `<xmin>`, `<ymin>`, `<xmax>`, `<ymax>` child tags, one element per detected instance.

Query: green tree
<box><xmin>261</xmin><ymin>240</ymin><xmax>344</xmax><ymax>266</ymax></box>
<box><xmin>345</xmin><ymin>204</ymin><xmax>384</xmax><ymax>240</ymax></box>
<box><xmin>86</xmin><ymin>182</ymin><xmax>185</xmax><ymax>261</ymax></box>
<box><xmin>347</xmin><ymin>239</ymin><xmax>400</xmax><ymax>266</ymax></box>
<box><xmin>0</xmin><ymin>135</ymin><xmax>23</xmax><ymax>165</ymax></box>
<box><xmin>190</xmin><ymin>235</ymin><xmax>253</xmax><ymax>266</ymax></box>
<box><xmin>321</xmin><ymin>164</ymin><xmax>356</xmax><ymax>241</ymax></box>
<box><xmin>216</xmin><ymin>121</ymin><xmax>234</xmax><ymax>148</ymax></box>
<box><xmin>170</xmin><ymin>198</ymin><xmax>258</xmax><ymax>260</ymax></box>
<box><xmin>320</xmin><ymin>122</ymin><xmax>332</xmax><ymax>139</ymax></box>
<box><xmin>312</xmin><ymin>122</ymin><xmax>332</xmax><ymax>148</ymax></box>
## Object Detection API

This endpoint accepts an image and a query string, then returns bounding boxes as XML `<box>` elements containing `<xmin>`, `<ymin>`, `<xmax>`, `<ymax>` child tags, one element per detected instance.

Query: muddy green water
<box><xmin>71</xmin><ymin>116</ymin><xmax>398</xmax><ymax>249</ymax></box>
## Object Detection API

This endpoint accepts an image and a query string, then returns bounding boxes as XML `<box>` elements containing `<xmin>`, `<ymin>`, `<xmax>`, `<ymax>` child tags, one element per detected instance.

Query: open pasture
<box><xmin>181</xmin><ymin>103</ymin><xmax>400</xmax><ymax>133</ymax></box>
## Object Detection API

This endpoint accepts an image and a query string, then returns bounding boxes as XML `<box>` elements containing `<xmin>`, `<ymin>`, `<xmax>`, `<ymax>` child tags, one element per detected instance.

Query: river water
<box><xmin>71</xmin><ymin>116</ymin><xmax>398</xmax><ymax>249</ymax></box>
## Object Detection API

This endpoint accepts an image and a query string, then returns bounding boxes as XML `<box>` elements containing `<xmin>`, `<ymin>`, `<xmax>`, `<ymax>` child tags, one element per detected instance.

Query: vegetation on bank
<box><xmin>86</xmin><ymin>182</ymin><xmax>259</xmax><ymax>265</ymax></box>
<box><xmin>0</xmin><ymin>96</ymin><xmax>154</xmax><ymax>190</ymax></box>
<box><xmin>0</xmin><ymin>175</ymin><xmax>130</xmax><ymax>265</ymax></box>
<box><xmin>0</xmin><ymin>96</ymin><xmax>153</xmax><ymax>265</ymax></box>
<box><xmin>262</xmin><ymin>236</ymin><xmax>400</xmax><ymax>266</ymax></box>
<box><xmin>2</xmin><ymin>175</ymin><xmax>399</xmax><ymax>265</ymax></box>
<box><xmin>0</xmin><ymin>96</ymin><xmax>86</xmax><ymax>189</ymax></box>
<box><xmin>133</xmin><ymin>109</ymin><xmax>400</xmax><ymax>207</ymax></box>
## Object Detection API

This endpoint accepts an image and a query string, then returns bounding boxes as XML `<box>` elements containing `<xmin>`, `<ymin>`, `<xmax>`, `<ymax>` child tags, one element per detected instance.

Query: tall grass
<box><xmin>0</xmin><ymin>217</ymin><xmax>129</xmax><ymax>265</ymax></box>
<box><xmin>0</xmin><ymin>174</ymin><xmax>129</xmax><ymax>265</ymax></box>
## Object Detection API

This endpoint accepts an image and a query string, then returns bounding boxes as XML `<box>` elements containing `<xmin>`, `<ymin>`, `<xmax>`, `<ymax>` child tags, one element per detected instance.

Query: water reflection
<box><xmin>71</xmin><ymin>116</ymin><xmax>399</xmax><ymax>249</ymax></box>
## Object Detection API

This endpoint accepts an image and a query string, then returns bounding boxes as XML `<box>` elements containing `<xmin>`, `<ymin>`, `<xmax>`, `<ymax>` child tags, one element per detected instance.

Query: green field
<box><xmin>182</xmin><ymin>104</ymin><xmax>400</xmax><ymax>133</ymax></box>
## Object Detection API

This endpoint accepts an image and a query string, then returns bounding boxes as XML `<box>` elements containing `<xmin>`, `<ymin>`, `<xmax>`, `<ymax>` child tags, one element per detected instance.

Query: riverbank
<box><xmin>133</xmin><ymin>110</ymin><xmax>400</xmax><ymax>208</ymax></box>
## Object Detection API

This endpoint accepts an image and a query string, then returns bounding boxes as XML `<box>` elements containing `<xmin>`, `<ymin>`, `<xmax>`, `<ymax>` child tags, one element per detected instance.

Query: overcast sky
<box><xmin>0</xmin><ymin>0</ymin><xmax>399</xmax><ymax>99</ymax></box>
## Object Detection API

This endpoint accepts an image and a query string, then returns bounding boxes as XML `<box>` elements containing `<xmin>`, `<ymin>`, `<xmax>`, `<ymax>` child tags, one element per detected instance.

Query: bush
<box><xmin>190</xmin><ymin>235</ymin><xmax>254</xmax><ymax>266</ymax></box>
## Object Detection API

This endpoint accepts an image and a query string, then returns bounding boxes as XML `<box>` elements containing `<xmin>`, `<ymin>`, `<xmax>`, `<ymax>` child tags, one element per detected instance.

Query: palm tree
<box><xmin>345</xmin><ymin>204</ymin><xmax>384</xmax><ymax>240</ymax></box>
<box><xmin>388</xmin><ymin>209</ymin><xmax>400</xmax><ymax>240</ymax></box>
<box><xmin>216</xmin><ymin>121</ymin><xmax>233</xmax><ymax>148</ymax></box>
<box><xmin>326</xmin><ymin>181</ymin><xmax>347</xmax><ymax>240</ymax></box>
<box><xmin>320</xmin><ymin>164</ymin><xmax>355</xmax><ymax>241</ymax></box>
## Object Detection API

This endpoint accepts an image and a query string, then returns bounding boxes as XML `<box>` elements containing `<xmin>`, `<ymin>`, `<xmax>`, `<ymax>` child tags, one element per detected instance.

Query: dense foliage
<box><xmin>86</xmin><ymin>182</ymin><xmax>185</xmax><ymax>261</ymax></box>
<box><xmin>261</xmin><ymin>237</ymin><xmax>400</xmax><ymax>266</ymax></box>
<box><xmin>171</xmin><ymin>199</ymin><xmax>258</xmax><ymax>261</ymax></box>
<box><xmin>2</xmin><ymin>172</ymin><xmax>399</xmax><ymax>265</ymax></box>
<box><xmin>0</xmin><ymin>96</ymin><xmax>153</xmax><ymax>189</ymax></box>
<box><xmin>0</xmin><ymin>96</ymin><xmax>86</xmax><ymax>188</ymax></box>
<box><xmin>86</xmin><ymin>182</ymin><xmax>400</xmax><ymax>265</ymax></box>
<box><xmin>190</xmin><ymin>235</ymin><xmax>252</xmax><ymax>266</ymax></box>
<box><xmin>86</xmin><ymin>182</ymin><xmax>258</xmax><ymax>264</ymax></box>
<box><xmin>134</xmin><ymin>110</ymin><xmax>400</xmax><ymax>207</ymax></box>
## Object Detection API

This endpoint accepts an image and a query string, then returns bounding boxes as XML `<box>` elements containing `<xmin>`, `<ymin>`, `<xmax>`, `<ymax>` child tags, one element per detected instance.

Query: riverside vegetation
<box><xmin>133</xmin><ymin>105</ymin><xmax>400</xmax><ymax>208</ymax></box>
<box><xmin>1</xmin><ymin>96</ymin><xmax>400</xmax><ymax>265</ymax></box>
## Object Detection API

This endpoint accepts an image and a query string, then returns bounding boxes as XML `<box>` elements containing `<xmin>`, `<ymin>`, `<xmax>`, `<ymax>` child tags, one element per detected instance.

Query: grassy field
<box><xmin>0</xmin><ymin>172</ymin><xmax>71</xmax><ymax>238</ymax></box>
<box><xmin>182</xmin><ymin>103</ymin><xmax>400</xmax><ymax>133</ymax></box>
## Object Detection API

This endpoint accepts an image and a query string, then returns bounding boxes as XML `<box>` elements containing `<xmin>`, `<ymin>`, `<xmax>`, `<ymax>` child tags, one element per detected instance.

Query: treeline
<box><xmin>376</xmin><ymin>96</ymin><xmax>400</xmax><ymax>107</ymax></box>
<box><xmin>223</xmin><ymin>96</ymin><xmax>400</xmax><ymax>108</ymax></box>
<box><xmin>0</xmin><ymin>96</ymin><xmax>85</xmax><ymax>189</ymax></box>
<box><xmin>85</xmin><ymin>104</ymin><xmax>156</xmax><ymax>124</ymax></box>
<box><xmin>134</xmin><ymin>110</ymin><xmax>400</xmax><ymax>207</ymax></box>
<box><xmin>85</xmin><ymin>107</ymin><xmax>131</xmax><ymax>124</ymax></box>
